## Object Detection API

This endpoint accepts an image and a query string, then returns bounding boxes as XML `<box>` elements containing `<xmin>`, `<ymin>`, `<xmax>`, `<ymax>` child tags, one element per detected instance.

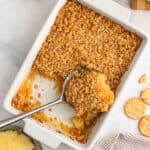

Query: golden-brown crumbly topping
<box><xmin>65</xmin><ymin>69</ymin><xmax>114</xmax><ymax>116</ymax></box>
<box><xmin>33</xmin><ymin>0</ymin><xmax>141</xmax><ymax>92</ymax></box>
<box><xmin>124</xmin><ymin>97</ymin><xmax>146</xmax><ymax>119</ymax></box>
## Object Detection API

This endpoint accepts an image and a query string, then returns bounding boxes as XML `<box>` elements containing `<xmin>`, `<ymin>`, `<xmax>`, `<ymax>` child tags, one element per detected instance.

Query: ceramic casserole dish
<box><xmin>3</xmin><ymin>0</ymin><xmax>149</xmax><ymax>149</ymax></box>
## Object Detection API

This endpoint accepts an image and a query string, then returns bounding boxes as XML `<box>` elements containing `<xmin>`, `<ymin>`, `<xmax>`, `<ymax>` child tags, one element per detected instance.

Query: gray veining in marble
<box><xmin>0</xmin><ymin>0</ymin><xmax>149</xmax><ymax>150</ymax></box>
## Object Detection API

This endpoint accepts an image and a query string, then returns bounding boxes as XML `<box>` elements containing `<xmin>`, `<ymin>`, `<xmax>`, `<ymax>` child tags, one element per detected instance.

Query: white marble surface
<box><xmin>0</xmin><ymin>0</ymin><xmax>149</xmax><ymax>150</ymax></box>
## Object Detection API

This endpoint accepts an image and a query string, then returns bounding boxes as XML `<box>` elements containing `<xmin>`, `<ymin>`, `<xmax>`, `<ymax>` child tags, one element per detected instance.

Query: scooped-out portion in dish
<box><xmin>66</xmin><ymin>68</ymin><xmax>114</xmax><ymax>123</ymax></box>
<box><xmin>65</xmin><ymin>67</ymin><xmax>115</xmax><ymax>131</ymax></box>
<box><xmin>12</xmin><ymin>0</ymin><xmax>142</xmax><ymax>143</ymax></box>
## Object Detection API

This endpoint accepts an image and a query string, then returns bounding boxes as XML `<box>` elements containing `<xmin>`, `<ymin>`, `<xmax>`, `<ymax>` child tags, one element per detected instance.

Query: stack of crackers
<box><xmin>124</xmin><ymin>74</ymin><xmax>150</xmax><ymax>137</ymax></box>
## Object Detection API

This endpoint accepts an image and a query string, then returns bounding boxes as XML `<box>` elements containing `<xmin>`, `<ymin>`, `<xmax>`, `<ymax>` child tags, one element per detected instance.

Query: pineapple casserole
<box><xmin>12</xmin><ymin>0</ymin><xmax>141</xmax><ymax>143</ymax></box>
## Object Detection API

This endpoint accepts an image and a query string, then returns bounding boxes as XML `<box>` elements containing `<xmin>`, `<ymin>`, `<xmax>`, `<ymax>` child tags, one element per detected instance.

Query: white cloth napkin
<box><xmin>92</xmin><ymin>133</ymin><xmax>150</xmax><ymax>150</ymax></box>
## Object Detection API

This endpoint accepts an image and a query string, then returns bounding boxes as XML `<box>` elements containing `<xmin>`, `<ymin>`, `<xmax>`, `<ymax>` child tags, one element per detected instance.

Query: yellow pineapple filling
<box><xmin>0</xmin><ymin>130</ymin><xmax>35</xmax><ymax>150</ymax></box>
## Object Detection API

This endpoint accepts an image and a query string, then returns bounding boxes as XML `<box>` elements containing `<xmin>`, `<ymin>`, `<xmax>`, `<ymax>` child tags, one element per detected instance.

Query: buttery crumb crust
<box><xmin>33</xmin><ymin>0</ymin><xmax>141</xmax><ymax>92</ymax></box>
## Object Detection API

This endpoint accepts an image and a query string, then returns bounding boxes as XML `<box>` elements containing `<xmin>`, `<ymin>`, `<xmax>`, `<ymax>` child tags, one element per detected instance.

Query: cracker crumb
<box><xmin>138</xmin><ymin>74</ymin><xmax>148</xmax><ymax>84</ymax></box>
<box><xmin>30</xmin><ymin>96</ymin><xmax>33</xmax><ymax>100</ymax></box>
<box><xmin>34</xmin><ymin>84</ymin><xmax>38</xmax><ymax>89</ymax></box>
<box><xmin>124</xmin><ymin>97</ymin><xmax>146</xmax><ymax>119</ymax></box>
<box><xmin>139</xmin><ymin>115</ymin><xmax>150</xmax><ymax>137</ymax></box>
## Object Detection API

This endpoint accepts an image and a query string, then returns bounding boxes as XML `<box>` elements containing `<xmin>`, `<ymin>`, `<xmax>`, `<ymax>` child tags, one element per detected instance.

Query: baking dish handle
<box><xmin>24</xmin><ymin>119</ymin><xmax>61</xmax><ymax>149</ymax></box>
<box><xmin>79</xmin><ymin>0</ymin><xmax>130</xmax><ymax>22</ymax></box>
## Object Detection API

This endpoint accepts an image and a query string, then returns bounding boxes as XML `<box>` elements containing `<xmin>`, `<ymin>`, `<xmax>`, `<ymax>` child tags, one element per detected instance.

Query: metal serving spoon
<box><xmin>0</xmin><ymin>73</ymin><xmax>72</xmax><ymax>129</ymax></box>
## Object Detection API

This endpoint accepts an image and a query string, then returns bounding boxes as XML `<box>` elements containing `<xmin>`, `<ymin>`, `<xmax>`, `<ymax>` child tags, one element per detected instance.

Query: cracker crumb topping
<box><xmin>65</xmin><ymin>68</ymin><xmax>114</xmax><ymax>117</ymax></box>
<box><xmin>33</xmin><ymin>0</ymin><xmax>141</xmax><ymax>92</ymax></box>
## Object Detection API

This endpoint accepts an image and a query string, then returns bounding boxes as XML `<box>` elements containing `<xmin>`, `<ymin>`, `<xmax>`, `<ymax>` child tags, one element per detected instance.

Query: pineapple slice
<box><xmin>0</xmin><ymin>130</ymin><xmax>35</xmax><ymax>150</ymax></box>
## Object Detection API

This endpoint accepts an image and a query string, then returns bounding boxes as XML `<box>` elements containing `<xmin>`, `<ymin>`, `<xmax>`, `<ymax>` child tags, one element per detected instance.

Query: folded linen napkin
<box><xmin>92</xmin><ymin>133</ymin><xmax>150</xmax><ymax>150</ymax></box>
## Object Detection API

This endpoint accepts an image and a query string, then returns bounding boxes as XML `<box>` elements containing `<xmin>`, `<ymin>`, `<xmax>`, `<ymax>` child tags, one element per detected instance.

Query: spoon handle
<box><xmin>0</xmin><ymin>99</ymin><xmax>62</xmax><ymax>129</ymax></box>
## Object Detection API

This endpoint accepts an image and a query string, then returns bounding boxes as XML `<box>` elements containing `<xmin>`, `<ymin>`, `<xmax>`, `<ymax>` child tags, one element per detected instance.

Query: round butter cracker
<box><xmin>139</xmin><ymin>115</ymin><xmax>150</xmax><ymax>137</ymax></box>
<box><xmin>124</xmin><ymin>98</ymin><xmax>146</xmax><ymax>119</ymax></box>
<box><xmin>140</xmin><ymin>88</ymin><xmax>150</xmax><ymax>104</ymax></box>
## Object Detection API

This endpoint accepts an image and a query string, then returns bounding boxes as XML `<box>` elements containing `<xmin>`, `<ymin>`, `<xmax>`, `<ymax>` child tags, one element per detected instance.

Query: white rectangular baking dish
<box><xmin>3</xmin><ymin>0</ymin><xmax>150</xmax><ymax>150</ymax></box>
